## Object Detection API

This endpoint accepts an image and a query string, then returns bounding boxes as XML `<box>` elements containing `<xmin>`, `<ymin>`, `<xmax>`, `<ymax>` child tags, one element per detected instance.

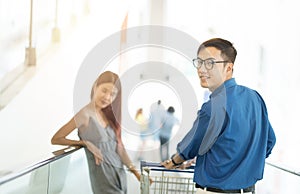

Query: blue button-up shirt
<box><xmin>177</xmin><ymin>78</ymin><xmax>276</xmax><ymax>190</ymax></box>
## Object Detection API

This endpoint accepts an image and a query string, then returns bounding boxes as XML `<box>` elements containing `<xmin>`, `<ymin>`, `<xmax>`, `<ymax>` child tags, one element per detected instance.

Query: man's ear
<box><xmin>226</xmin><ymin>63</ymin><xmax>234</xmax><ymax>72</ymax></box>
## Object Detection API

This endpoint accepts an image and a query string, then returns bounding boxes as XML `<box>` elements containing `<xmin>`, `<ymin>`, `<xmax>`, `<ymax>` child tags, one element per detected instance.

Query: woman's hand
<box><xmin>131</xmin><ymin>169</ymin><xmax>141</xmax><ymax>181</ymax></box>
<box><xmin>129</xmin><ymin>168</ymin><xmax>153</xmax><ymax>185</ymax></box>
<box><xmin>84</xmin><ymin>140</ymin><xmax>103</xmax><ymax>165</ymax></box>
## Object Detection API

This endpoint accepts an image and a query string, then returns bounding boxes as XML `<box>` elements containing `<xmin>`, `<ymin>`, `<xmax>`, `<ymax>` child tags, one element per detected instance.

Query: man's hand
<box><xmin>161</xmin><ymin>153</ymin><xmax>185</xmax><ymax>169</ymax></box>
<box><xmin>178</xmin><ymin>158</ymin><xmax>195</xmax><ymax>169</ymax></box>
<box><xmin>161</xmin><ymin>159</ymin><xmax>175</xmax><ymax>169</ymax></box>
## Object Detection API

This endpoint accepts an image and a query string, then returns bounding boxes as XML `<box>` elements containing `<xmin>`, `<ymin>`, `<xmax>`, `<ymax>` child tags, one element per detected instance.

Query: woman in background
<box><xmin>135</xmin><ymin>108</ymin><xmax>148</xmax><ymax>160</ymax></box>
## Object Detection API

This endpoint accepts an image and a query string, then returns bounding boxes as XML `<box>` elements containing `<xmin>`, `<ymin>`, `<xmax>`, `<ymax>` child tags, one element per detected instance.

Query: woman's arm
<box><xmin>52</xmin><ymin>115</ymin><xmax>103</xmax><ymax>165</ymax></box>
<box><xmin>116</xmin><ymin>143</ymin><xmax>141</xmax><ymax>181</ymax></box>
<box><xmin>51</xmin><ymin>117</ymin><xmax>85</xmax><ymax>147</ymax></box>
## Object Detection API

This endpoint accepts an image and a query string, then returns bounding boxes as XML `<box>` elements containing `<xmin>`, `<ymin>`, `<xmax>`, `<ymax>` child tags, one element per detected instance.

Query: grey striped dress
<box><xmin>78</xmin><ymin>117</ymin><xmax>127</xmax><ymax>194</ymax></box>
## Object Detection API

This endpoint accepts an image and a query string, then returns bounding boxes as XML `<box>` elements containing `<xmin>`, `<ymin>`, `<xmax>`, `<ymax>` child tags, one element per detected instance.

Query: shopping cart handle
<box><xmin>140</xmin><ymin>160</ymin><xmax>195</xmax><ymax>172</ymax></box>
<box><xmin>140</xmin><ymin>161</ymin><xmax>163</xmax><ymax>168</ymax></box>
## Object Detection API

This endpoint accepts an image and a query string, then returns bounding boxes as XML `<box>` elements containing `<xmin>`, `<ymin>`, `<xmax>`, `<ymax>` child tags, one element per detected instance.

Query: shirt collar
<box><xmin>210</xmin><ymin>78</ymin><xmax>236</xmax><ymax>98</ymax></box>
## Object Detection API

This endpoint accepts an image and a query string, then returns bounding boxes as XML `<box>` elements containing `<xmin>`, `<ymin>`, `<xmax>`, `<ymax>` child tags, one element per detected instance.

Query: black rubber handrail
<box><xmin>0</xmin><ymin>146</ymin><xmax>82</xmax><ymax>185</ymax></box>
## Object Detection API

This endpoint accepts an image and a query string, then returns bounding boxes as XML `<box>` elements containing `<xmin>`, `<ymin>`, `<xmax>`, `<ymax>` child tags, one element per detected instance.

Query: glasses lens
<box><xmin>193</xmin><ymin>59</ymin><xmax>201</xmax><ymax>68</ymax></box>
<box><xmin>205</xmin><ymin>59</ymin><xmax>215</xmax><ymax>70</ymax></box>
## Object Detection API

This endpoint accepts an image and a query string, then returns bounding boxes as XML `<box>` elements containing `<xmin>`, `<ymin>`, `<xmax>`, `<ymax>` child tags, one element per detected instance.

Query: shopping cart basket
<box><xmin>140</xmin><ymin>161</ymin><xmax>196</xmax><ymax>194</ymax></box>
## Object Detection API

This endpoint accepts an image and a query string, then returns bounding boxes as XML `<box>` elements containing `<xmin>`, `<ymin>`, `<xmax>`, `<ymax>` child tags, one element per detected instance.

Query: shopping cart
<box><xmin>140</xmin><ymin>161</ymin><xmax>196</xmax><ymax>194</ymax></box>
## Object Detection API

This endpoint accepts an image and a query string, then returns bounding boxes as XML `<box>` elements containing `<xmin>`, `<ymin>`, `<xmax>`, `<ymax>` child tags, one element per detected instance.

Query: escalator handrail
<box><xmin>266</xmin><ymin>161</ymin><xmax>300</xmax><ymax>177</ymax></box>
<box><xmin>0</xmin><ymin>146</ymin><xmax>82</xmax><ymax>185</ymax></box>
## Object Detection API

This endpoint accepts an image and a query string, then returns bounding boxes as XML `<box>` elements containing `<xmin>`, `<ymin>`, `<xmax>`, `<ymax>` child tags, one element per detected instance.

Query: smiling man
<box><xmin>162</xmin><ymin>38</ymin><xmax>276</xmax><ymax>194</ymax></box>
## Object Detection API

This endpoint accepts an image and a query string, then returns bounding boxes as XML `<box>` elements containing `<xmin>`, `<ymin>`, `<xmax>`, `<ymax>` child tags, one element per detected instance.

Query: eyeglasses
<box><xmin>192</xmin><ymin>58</ymin><xmax>228</xmax><ymax>70</ymax></box>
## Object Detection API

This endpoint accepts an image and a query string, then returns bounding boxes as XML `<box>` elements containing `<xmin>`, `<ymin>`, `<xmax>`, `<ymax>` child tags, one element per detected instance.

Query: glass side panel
<box><xmin>0</xmin><ymin>149</ymin><xmax>92</xmax><ymax>194</ymax></box>
<box><xmin>0</xmin><ymin>164</ymin><xmax>49</xmax><ymax>194</ymax></box>
<box><xmin>48</xmin><ymin>148</ymin><xmax>92</xmax><ymax>194</ymax></box>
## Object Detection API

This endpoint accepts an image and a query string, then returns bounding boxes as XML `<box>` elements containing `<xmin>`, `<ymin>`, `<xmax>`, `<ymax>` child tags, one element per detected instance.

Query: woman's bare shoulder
<box><xmin>74</xmin><ymin>104</ymin><xmax>94</xmax><ymax>127</ymax></box>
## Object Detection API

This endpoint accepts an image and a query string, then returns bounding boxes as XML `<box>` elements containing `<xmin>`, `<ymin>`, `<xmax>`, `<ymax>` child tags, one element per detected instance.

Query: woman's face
<box><xmin>93</xmin><ymin>83</ymin><xmax>118</xmax><ymax>109</ymax></box>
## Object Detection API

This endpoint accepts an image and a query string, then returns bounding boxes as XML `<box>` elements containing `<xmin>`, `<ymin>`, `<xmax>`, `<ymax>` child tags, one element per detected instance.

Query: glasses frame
<box><xmin>192</xmin><ymin>58</ymin><xmax>228</xmax><ymax>70</ymax></box>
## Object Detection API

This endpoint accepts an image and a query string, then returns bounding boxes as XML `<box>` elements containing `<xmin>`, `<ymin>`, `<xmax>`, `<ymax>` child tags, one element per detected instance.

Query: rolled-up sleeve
<box><xmin>266</xmin><ymin>122</ymin><xmax>276</xmax><ymax>158</ymax></box>
<box><xmin>256</xmin><ymin>91</ymin><xmax>276</xmax><ymax>158</ymax></box>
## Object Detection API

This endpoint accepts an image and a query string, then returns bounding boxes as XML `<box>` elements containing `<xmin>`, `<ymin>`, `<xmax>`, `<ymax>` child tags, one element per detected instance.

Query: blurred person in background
<box><xmin>148</xmin><ymin>100</ymin><xmax>166</xmax><ymax>141</ymax></box>
<box><xmin>135</xmin><ymin>108</ymin><xmax>148</xmax><ymax>160</ymax></box>
<box><xmin>159</xmin><ymin>106</ymin><xmax>179</xmax><ymax>161</ymax></box>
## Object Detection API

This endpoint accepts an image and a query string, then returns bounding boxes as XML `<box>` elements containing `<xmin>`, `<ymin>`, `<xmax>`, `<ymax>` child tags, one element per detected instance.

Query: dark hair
<box><xmin>167</xmin><ymin>106</ymin><xmax>175</xmax><ymax>113</ymax></box>
<box><xmin>197</xmin><ymin>38</ymin><xmax>237</xmax><ymax>63</ymax></box>
<box><xmin>91</xmin><ymin>71</ymin><xmax>122</xmax><ymax>143</ymax></box>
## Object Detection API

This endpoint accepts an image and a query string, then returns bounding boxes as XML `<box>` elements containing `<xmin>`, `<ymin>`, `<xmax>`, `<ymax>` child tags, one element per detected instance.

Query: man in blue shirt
<box><xmin>162</xmin><ymin>38</ymin><xmax>276</xmax><ymax>194</ymax></box>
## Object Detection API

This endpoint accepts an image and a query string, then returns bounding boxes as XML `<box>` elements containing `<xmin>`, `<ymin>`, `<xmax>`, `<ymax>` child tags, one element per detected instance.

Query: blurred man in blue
<box><xmin>159</xmin><ymin>106</ymin><xmax>179</xmax><ymax>161</ymax></box>
<box><xmin>162</xmin><ymin>38</ymin><xmax>276</xmax><ymax>194</ymax></box>
<box><xmin>148</xmin><ymin>100</ymin><xmax>166</xmax><ymax>141</ymax></box>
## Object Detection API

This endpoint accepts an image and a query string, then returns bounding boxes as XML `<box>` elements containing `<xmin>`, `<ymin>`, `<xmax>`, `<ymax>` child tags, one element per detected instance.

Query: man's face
<box><xmin>197</xmin><ymin>46</ymin><xmax>232</xmax><ymax>92</ymax></box>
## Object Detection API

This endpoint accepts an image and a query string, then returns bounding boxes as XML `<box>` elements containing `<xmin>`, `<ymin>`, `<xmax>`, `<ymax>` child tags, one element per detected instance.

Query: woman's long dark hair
<box><xmin>91</xmin><ymin>71</ymin><xmax>122</xmax><ymax>143</ymax></box>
